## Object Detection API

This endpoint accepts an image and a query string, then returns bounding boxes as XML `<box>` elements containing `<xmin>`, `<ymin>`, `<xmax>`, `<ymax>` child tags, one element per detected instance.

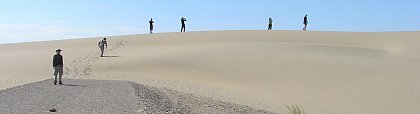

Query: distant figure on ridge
<box><xmin>98</xmin><ymin>38</ymin><xmax>108</xmax><ymax>57</ymax></box>
<box><xmin>149</xmin><ymin>18</ymin><xmax>154</xmax><ymax>34</ymax></box>
<box><xmin>180</xmin><ymin>17</ymin><xmax>187</xmax><ymax>32</ymax></box>
<box><xmin>52</xmin><ymin>49</ymin><xmax>64</xmax><ymax>85</ymax></box>
<box><xmin>268</xmin><ymin>18</ymin><xmax>273</xmax><ymax>30</ymax></box>
<box><xmin>303</xmin><ymin>15</ymin><xmax>308</xmax><ymax>31</ymax></box>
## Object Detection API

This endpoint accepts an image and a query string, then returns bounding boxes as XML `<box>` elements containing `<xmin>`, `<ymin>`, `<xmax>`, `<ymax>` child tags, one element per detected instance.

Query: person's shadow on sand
<box><xmin>101</xmin><ymin>55</ymin><xmax>120</xmax><ymax>58</ymax></box>
<box><xmin>60</xmin><ymin>83</ymin><xmax>87</xmax><ymax>87</ymax></box>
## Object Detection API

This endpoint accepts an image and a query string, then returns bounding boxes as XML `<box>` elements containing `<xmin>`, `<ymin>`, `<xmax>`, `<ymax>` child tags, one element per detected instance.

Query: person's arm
<box><xmin>105</xmin><ymin>41</ymin><xmax>108</xmax><ymax>48</ymax></box>
<box><xmin>60</xmin><ymin>56</ymin><xmax>63</xmax><ymax>66</ymax></box>
<box><xmin>53</xmin><ymin>55</ymin><xmax>59</xmax><ymax>67</ymax></box>
<box><xmin>53</xmin><ymin>56</ymin><xmax>56</xmax><ymax>67</ymax></box>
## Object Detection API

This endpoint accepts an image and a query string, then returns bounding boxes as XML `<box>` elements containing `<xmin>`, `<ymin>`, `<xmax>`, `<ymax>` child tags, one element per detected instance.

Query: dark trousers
<box><xmin>181</xmin><ymin>24</ymin><xmax>186</xmax><ymax>32</ymax></box>
<box><xmin>150</xmin><ymin>26</ymin><xmax>153</xmax><ymax>33</ymax></box>
<box><xmin>268</xmin><ymin>24</ymin><xmax>272</xmax><ymax>30</ymax></box>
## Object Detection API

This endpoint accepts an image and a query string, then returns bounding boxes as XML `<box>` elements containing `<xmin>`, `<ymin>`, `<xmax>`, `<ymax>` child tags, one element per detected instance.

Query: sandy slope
<box><xmin>0</xmin><ymin>30</ymin><xmax>419</xmax><ymax>113</ymax></box>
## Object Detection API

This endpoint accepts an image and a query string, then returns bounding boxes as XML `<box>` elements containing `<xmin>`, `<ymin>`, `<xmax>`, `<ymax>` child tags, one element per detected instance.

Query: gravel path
<box><xmin>0</xmin><ymin>79</ymin><xmax>140</xmax><ymax>114</ymax></box>
<box><xmin>0</xmin><ymin>79</ymin><xmax>276</xmax><ymax>114</ymax></box>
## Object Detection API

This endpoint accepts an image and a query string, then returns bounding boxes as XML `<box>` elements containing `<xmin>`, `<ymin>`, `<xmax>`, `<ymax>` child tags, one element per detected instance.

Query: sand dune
<box><xmin>1</xmin><ymin>30</ymin><xmax>420</xmax><ymax>113</ymax></box>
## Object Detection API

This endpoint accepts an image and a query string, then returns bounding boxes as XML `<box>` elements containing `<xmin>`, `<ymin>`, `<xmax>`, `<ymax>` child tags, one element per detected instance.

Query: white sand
<box><xmin>1</xmin><ymin>30</ymin><xmax>419</xmax><ymax>114</ymax></box>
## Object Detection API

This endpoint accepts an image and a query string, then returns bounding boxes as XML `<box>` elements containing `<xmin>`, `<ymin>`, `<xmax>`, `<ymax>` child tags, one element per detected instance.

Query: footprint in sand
<box><xmin>65</xmin><ymin>39</ymin><xmax>126</xmax><ymax>79</ymax></box>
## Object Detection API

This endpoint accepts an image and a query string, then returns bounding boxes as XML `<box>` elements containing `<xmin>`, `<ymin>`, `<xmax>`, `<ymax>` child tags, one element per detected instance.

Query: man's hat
<box><xmin>56</xmin><ymin>49</ymin><xmax>62</xmax><ymax>52</ymax></box>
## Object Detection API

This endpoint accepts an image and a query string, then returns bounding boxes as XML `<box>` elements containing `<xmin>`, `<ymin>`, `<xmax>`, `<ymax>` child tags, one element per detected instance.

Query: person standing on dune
<box><xmin>53</xmin><ymin>49</ymin><xmax>64</xmax><ymax>85</ymax></box>
<box><xmin>181</xmin><ymin>17</ymin><xmax>187</xmax><ymax>32</ymax></box>
<box><xmin>268</xmin><ymin>18</ymin><xmax>273</xmax><ymax>30</ymax></box>
<box><xmin>98</xmin><ymin>38</ymin><xmax>107</xmax><ymax>57</ymax></box>
<box><xmin>303</xmin><ymin>15</ymin><xmax>308</xmax><ymax>31</ymax></box>
<box><xmin>149</xmin><ymin>18</ymin><xmax>154</xmax><ymax>34</ymax></box>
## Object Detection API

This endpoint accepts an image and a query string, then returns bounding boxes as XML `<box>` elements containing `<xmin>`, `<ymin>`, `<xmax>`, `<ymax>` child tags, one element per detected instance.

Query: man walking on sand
<box><xmin>180</xmin><ymin>17</ymin><xmax>187</xmax><ymax>32</ymax></box>
<box><xmin>303</xmin><ymin>15</ymin><xmax>308</xmax><ymax>31</ymax></box>
<box><xmin>98</xmin><ymin>38</ymin><xmax>107</xmax><ymax>57</ymax></box>
<box><xmin>149</xmin><ymin>18</ymin><xmax>154</xmax><ymax>34</ymax></box>
<box><xmin>268</xmin><ymin>18</ymin><xmax>273</xmax><ymax>30</ymax></box>
<box><xmin>53</xmin><ymin>49</ymin><xmax>64</xmax><ymax>85</ymax></box>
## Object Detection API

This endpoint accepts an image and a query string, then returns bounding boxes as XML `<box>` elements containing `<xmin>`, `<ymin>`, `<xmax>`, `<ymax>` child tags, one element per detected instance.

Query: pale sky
<box><xmin>0</xmin><ymin>0</ymin><xmax>419</xmax><ymax>43</ymax></box>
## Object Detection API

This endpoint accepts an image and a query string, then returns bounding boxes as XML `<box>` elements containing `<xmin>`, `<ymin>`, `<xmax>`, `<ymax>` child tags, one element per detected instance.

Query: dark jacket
<box><xmin>53</xmin><ymin>54</ymin><xmax>63</xmax><ymax>67</ymax></box>
<box><xmin>181</xmin><ymin>18</ymin><xmax>186</xmax><ymax>25</ymax></box>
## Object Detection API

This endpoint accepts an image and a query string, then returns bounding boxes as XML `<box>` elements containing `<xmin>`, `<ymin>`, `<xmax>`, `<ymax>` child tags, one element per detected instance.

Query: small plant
<box><xmin>287</xmin><ymin>105</ymin><xmax>305</xmax><ymax>114</ymax></box>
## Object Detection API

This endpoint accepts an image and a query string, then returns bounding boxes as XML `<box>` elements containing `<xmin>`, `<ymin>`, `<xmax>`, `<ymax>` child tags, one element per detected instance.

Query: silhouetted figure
<box><xmin>303</xmin><ymin>15</ymin><xmax>308</xmax><ymax>31</ymax></box>
<box><xmin>181</xmin><ymin>17</ymin><xmax>187</xmax><ymax>32</ymax></box>
<box><xmin>53</xmin><ymin>49</ymin><xmax>64</xmax><ymax>85</ymax></box>
<box><xmin>149</xmin><ymin>18</ymin><xmax>154</xmax><ymax>34</ymax></box>
<box><xmin>268</xmin><ymin>18</ymin><xmax>273</xmax><ymax>30</ymax></box>
<box><xmin>98</xmin><ymin>38</ymin><xmax>108</xmax><ymax>57</ymax></box>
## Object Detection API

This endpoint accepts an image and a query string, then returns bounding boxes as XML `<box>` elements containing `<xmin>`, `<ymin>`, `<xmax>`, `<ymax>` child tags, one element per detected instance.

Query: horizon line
<box><xmin>1</xmin><ymin>30</ymin><xmax>419</xmax><ymax>45</ymax></box>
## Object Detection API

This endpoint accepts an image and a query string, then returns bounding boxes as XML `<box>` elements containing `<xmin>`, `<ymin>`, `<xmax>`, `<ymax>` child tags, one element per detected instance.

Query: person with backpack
<box><xmin>98</xmin><ymin>38</ymin><xmax>107</xmax><ymax>57</ymax></box>
<box><xmin>303</xmin><ymin>15</ymin><xmax>308</xmax><ymax>31</ymax></box>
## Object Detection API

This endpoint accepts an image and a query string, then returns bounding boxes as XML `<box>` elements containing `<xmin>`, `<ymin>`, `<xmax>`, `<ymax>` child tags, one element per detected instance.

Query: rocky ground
<box><xmin>0</xmin><ymin>79</ymin><xmax>276</xmax><ymax>114</ymax></box>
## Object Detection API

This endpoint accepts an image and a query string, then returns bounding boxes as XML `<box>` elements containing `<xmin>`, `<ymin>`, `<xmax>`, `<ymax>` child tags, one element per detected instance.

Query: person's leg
<box><xmin>100</xmin><ymin>46</ymin><xmax>104</xmax><ymax>57</ymax></box>
<box><xmin>58</xmin><ymin>67</ymin><xmax>64</xmax><ymax>82</ymax></box>
<box><xmin>54</xmin><ymin>67</ymin><xmax>58</xmax><ymax>80</ymax></box>
<box><xmin>150</xmin><ymin>26</ymin><xmax>153</xmax><ymax>33</ymax></box>
<box><xmin>58</xmin><ymin>67</ymin><xmax>63</xmax><ymax>84</ymax></box>
<box><xmin>53</xmin><ymin>67</ymin><xmax>58</xmax><ymax>85</ymax></box>
<box><xmin>182</xmin><ymin>24</ymin><xmax>186</xmax><ymax>32</ymax></box>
